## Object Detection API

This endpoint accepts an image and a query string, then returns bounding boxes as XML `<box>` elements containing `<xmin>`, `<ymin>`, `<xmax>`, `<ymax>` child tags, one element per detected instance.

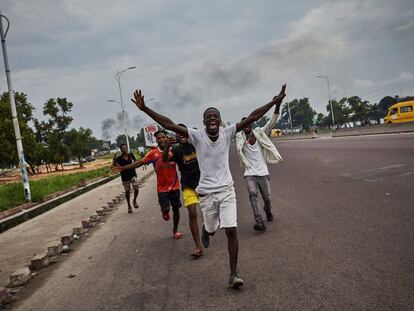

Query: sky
<box><xmin>1</xmin><ymin>0</ymin><xmax>413</xmax><ymax>140</ymax></box>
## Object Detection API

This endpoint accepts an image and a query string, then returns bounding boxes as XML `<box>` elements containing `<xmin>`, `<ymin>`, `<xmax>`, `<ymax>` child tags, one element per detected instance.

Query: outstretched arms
<box><xmin>132</xmin><ymin>90</ymin><xmax>189</xmax><ymax>137</ymax></box>
<box><xmin>236</xmin><ymin>84</ymin><xmax>286</xmax><ymax>132</ymax></box>
<box><xmin>111</xmin><ymin>160</ymin><xmax>144</xmax><ymax>173</ymax></box>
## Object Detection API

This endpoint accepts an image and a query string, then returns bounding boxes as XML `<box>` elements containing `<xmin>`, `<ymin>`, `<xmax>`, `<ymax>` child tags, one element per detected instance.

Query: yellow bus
<box><xmin>384</xmin><ymin>100</ymin><xmax>414</xmax><ymax>124</ymax></box>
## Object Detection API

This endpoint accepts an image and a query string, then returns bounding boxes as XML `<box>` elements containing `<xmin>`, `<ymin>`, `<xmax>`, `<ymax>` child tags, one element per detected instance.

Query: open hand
<box><xmin>131</xmin><ymin>90</ymin><xmax>145</xmax><ymax>110</ymax></box>
<box><xmin>110</xmin><ymin>164</ymin><xmax>123</xmax><ymax>173</ymax></box>
<box><xmin>165</xmin><ymin>136</ymin><xmax>177</xmax><ymax>148</ymax></box>
<box><xmin>272</xmin><ymin>84</ymin><xmax>286</xmax><ymax>105</ymax></box>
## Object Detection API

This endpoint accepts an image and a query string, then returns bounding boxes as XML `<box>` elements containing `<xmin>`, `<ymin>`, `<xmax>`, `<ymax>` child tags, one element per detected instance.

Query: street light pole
<box><xmin>0</xmin><ymin>11</ymin><xmax>31</xmax><ymax>201</ymax></box>
<box><xmin>287</xmin><ymin>101</ymin><xmax>293</xmax><ymax>132</ymax></box>
<box><xmin>317</xmin><ymin>75</ymin><xmax>335</xmax><ymax>129</ymax></box>
<box><xmin>115</xmin><ymin>66</ymin><xmax>136</xmax><ymax>151</ymax></box>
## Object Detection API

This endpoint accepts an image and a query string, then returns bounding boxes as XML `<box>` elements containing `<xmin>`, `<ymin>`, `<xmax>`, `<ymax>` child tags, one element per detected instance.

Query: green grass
<box><xmin>0</xmin><ymin>167</ymin><xmax>112</xmax><ymax>212</ymax></box>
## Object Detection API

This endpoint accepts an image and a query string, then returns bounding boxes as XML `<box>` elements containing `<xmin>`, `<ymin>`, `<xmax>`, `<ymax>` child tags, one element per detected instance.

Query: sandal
<box><xmin>128</xmin><ymin>207</ymin><xmax>132</xmax><ymax>214</ymax></box>
<box><xmin>191</xmin><ymin>248</ymin><xmax>203</xmax><ymax>258</ymax></box>
<box><xmin>133</xmin><ymin>201</ymin><xmax>139</xmax><ymax>209</ymax></box>
<box><xmin>173</xmin><ymin>232</ymin><xmax>183</xmax><ymax>239</ymax></box>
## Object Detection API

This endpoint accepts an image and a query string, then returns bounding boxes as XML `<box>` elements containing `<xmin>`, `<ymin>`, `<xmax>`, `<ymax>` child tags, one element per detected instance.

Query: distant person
<box><xmin>140</xmin><ymin>151</ymin><xmax>147</xmax><ymax>170</ymax></box>
<box><xmin>115</xmin><ymin>130</ymin><xmax>183</xmax><ymax>239</ymax></box>
<box><xmin>113</xmin><ymin>144</ymin><xmax>139</xmax><ymax>214</ymax></box>
<box><xmin>163</xmin><ymin>124</ymin><xmax>203</xmax><ymax>257</ymax></box>
<box><xmin>130</xmin><ymin>84</ymin><xmax>286</xmax><ymax>289</ymax></box>
<box><xmin>236</xmin><ymin>100</ymin><xmax>283</xmax><ymax>232</ymax></box>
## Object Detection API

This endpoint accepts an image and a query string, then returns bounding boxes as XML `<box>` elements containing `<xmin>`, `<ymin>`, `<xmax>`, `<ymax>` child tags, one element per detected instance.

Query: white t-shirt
<box><xmin>188</xmin><ymin>124</ymin><xmax>237</xmax><ymax>194</ymax></box>
<box><xmin>242</xmin><ymin>141</ymin><xmax>269</xmax><ymax>177</ymax></box>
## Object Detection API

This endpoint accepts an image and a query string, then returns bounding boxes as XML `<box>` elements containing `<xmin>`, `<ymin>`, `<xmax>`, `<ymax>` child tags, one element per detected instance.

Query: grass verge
<box><xmin>0</xmin><ymin>167</ymin><xmax>112</xmax><ymax>212</ymax></box>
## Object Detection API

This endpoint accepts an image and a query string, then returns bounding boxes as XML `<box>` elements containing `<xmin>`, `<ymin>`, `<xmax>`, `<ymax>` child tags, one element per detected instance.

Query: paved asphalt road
<box><xmin>12</xmin><ymin>133</ymin><xmax>414</xmax><ymax>311</ymax></box>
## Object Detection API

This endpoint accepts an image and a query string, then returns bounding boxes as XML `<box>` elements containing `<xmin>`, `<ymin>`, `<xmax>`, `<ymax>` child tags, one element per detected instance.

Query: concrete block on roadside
<box><xmin>112</xmin><ymin>198</ymin><xmax>118</xmax><ymax>204</ymax></box>
<box><xmin>61</xmin><ymin>235</ymin><xmax>73</xmax><ymax>246</ymax></box>
<box><xmin>30</xmin><ymin>253</ymin><xmax>50</xmax><ymax>270</ymax></box>
<box><xmin>89</xmin><ymin>215</ymin><xmax>101</xmax><ymax>222</ymax></box>
<box><xmin>0</xmin><ymin>287</ymin><xmax>7</xmax><ymax>301</ymax></box>
<box><xmin>107</xmin><ymin>202</ymin><xmax>114</xmax><ymax>208</ymax></box>
<box><xmin>96</xmin><ymin>209</ymin><xmax>105</xmax><ymax>216</ymax></box>
<box><xmin>72</xmin><ymin>227</ymin><xmax>85</xmax><ymax>236</ymax></box>
<box><xmin>81</xmin><ymin>220</ymin><xmax>90</xmax><ymax>229</ymax></box>
<box><xmin>47</xmin><ymin>243</ymin><xmax>63</xmax><ymax>257</ymax></box>
<box><xmin>79</xmin><ymin>178</ymin><xmax>87</xmax><ymax>187</ymax></box>
<box><xmin>9</xmin><ymin>268</ymin><xmax>31</xmax><ymax>287</ymax></box>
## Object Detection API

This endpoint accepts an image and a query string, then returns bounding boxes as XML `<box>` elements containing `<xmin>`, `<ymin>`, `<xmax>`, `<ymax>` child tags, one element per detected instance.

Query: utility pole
<box><xmin>317</xmin><ymin>75</ymin><xmax>335</xmax><ymax>129</ymax></box>
<box><xmin>287</xmin><ymin>100</ymin><xmax>293</xmax><ymax>132</ymax></box>
<box><xmin>0</xmin><ymin>11</ymin><xmax>31</xmax><ymax>201</ymax></box>
<box><xmin>115</xmin><ymin>66</ymin><xmax>136</xmax><ymax>152</ymax></box>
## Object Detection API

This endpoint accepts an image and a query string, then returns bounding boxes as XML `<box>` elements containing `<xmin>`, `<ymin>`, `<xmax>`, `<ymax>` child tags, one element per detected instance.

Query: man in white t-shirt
<box><xmin>130</xmin><ymin>85</ymin><xmax>286</xmax><ymax>288</ymax></box>
<box><xmin>236</xmin><ymin>102</ymin><xmax>283</xmax><ymax>232</ymax></box>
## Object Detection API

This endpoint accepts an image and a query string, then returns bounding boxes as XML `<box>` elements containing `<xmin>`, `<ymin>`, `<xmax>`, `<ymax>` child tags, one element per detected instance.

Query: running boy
<box><xmin>236</xmin><ymin>102</ymin><xmax>283</xmax><ymax>232</ymax></box>
<box><xmin>130</xmin><ymin>84</ymin><xmax>286</xmax><ymax>288</ymax></box>
<box><xmin>114</xmin><ymin>131</ymin><xmax>183</xmax><ymax>239</ymax></box>
<box><xmin>162</xmin><ymin>124</ymin><xmax>203</xmax><ymax>257</ymax></box>
<box><xmin>114</xmin><ymin>143</ymin><xmax>139</xmax><ymax>214</ymax></box>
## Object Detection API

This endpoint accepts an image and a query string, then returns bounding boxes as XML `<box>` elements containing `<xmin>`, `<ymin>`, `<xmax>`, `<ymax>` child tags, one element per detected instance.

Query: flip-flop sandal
<box><xmin>133</xmin><ymin>202</ymin><xmax>139</xmax><ymax>209</ymax></box>
<box><xmin>191</xmin><ymin>248</ymin><xmax>203</xmax><ymax>257</ymax></box>
<box><xmin>173</xmin><ymin>232</ymin><xmax>183</xmax><ymax>239</ymax></box>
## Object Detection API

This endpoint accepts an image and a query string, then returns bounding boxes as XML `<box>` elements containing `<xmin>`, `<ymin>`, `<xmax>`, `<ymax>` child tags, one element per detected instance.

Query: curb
<box><xmin>0</xmin><ymin>174</ymin><xmax>121</xmax><ymax>234</ymax></box>
<box><xmin>1</xmin><ymin>170</ymin><xmax>154</xmax><ymax>298</ymax></box>
<box><xmin>0</xmin><ymin>170</ymin><xmax>154</xmax><ymax>233</ymax></box>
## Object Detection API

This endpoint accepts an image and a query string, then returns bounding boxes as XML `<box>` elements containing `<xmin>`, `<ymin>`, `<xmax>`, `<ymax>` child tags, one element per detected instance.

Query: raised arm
<box><xmin>132</xmin><ymin>90</ymin><xmax>189</xmax><ymax>137</ymax></box>
<box><xmin>236</xmin><ymin>84</ymin><xmax>286</xmax><ymax>132</ymax></box>
<box><xmin>262</xmin><ymin>100</ymin><xmax>282</xmax><ymax>135</ymax></box>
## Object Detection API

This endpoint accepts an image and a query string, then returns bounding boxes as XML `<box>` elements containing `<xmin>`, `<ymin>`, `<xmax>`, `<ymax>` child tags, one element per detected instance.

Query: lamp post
<box><xmin>0</xmin><ymin>11</ymin><xmax>31</xmax><ymax>201</ymax></box>
<box><xmin>317</xmin><ymin>75</ymin><xmax>335</xmax><ymax>129</ymax></box>
<box><xmin>115</xmin><ymin>66</ymin><xmax>136</xmax><ymax>151</ymax></box>
<box><xmin>286</xmin><ymin>98</ymin><xmax>293</xmax><ymax>132</ymax></box>
<box><xmin>107</xmin><ymin>98</ymin><xmax>130</xmax><ymax>151</ymax></box>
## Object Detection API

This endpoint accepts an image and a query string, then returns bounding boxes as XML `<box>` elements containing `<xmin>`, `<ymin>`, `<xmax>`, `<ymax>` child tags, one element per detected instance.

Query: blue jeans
<box><xmin>245</xmin><ymin>175</ymin><xmax>271</xmax><ymax>224</ymax></box>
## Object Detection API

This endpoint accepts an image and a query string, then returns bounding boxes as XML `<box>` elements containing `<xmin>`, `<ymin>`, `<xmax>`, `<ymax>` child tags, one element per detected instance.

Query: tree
<box><xmin>367</xmin><ymin>103</ymin><xmax>382</xmax><ymax>122</ymax></box>
<box><xmin>0</xmin><ymin>92</ymin><xmax>40</xmax><ymax>172</ymax></box>
<box><xmin>136</xmin><ymin>128</ymin><xmax>145</xmax><ymax>146</ymax></box>
<box><xmin>285</xmin><ymin>98</ymin><xmax>316</xmax><ymax>130</ymax></box>
<box><xmin>326</xmin><ymin>98</ymin><xmax>352</xmax><ymax>127</ymax></box>
<box><xmin>348</xmin><ymin>96</ymin><xmax>369</xmax><ymax>123</ymax></box>
<box><xmin>65</xmin><ymin>128</ymin><xmax>93</xmax><ymax>168</ymax></box>
<box><xmin>34</xmin><ymin>98</ymin><xmax>73</xmax><ymax>170</ymax></box>
<box><xmin>378</xmin><ymin>96</ymin><xmax>397</xmax><ymax>119</ymax></box>
<box><xmin>314</xmin><ymin>113</ymin><xmax>330</xmax><ymax>128</ymax></box>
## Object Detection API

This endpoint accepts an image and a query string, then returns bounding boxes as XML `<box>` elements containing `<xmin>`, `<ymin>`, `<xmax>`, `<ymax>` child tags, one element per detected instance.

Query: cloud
<box><xmin>2</xmin><ymin>0</ymin><xmax>413</xmax><ymax>134</ymax></box>
<box><xmin>354</xmin><ymin>78</ymin><xmax>376</xmax><ymax>89</ymax></box>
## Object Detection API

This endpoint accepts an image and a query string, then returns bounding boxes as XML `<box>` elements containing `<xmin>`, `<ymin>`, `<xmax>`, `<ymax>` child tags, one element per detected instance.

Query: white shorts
<box><xmin>199</xmin><ymin>187</ymin><xmax>237</xmax><ymax>232</ymax></box>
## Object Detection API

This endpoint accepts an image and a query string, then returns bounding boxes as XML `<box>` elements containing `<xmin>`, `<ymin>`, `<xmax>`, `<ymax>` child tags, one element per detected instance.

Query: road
<box><xmin>12</xmin><ymin>133</ymin><xmax>414</xmax><ymax>311</ymax></box>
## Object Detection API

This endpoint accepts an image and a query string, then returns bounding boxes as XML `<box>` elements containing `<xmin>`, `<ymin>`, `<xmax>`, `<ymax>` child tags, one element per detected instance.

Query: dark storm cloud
<box><xmin>158</xmin><ymin>75</ymin><xmax>202</xmax><ymax>109</ymax></box>
<box><xmin>202</xmin><ymin>62</ymin><xmax>258</xmax><ymax>90</ymax></box>
<box><xmin>2</xmin><ymin>0</ymin><xmax>413</xmax><ymax>137</ymax></box>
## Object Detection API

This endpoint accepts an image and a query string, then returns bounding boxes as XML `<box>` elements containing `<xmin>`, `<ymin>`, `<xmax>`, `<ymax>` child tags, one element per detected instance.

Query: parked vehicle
<box><xmin>384</xmin><ymin>100</ymin><xmax>414</xmax><ymax>124</ymax></box>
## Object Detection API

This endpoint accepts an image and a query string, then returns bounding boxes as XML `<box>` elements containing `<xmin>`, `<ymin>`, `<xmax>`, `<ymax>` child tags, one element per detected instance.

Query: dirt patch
<box><xmin>0</xmin><ymin>159</ymin><xmax>112</xmax><ymax>185</ymax></box>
